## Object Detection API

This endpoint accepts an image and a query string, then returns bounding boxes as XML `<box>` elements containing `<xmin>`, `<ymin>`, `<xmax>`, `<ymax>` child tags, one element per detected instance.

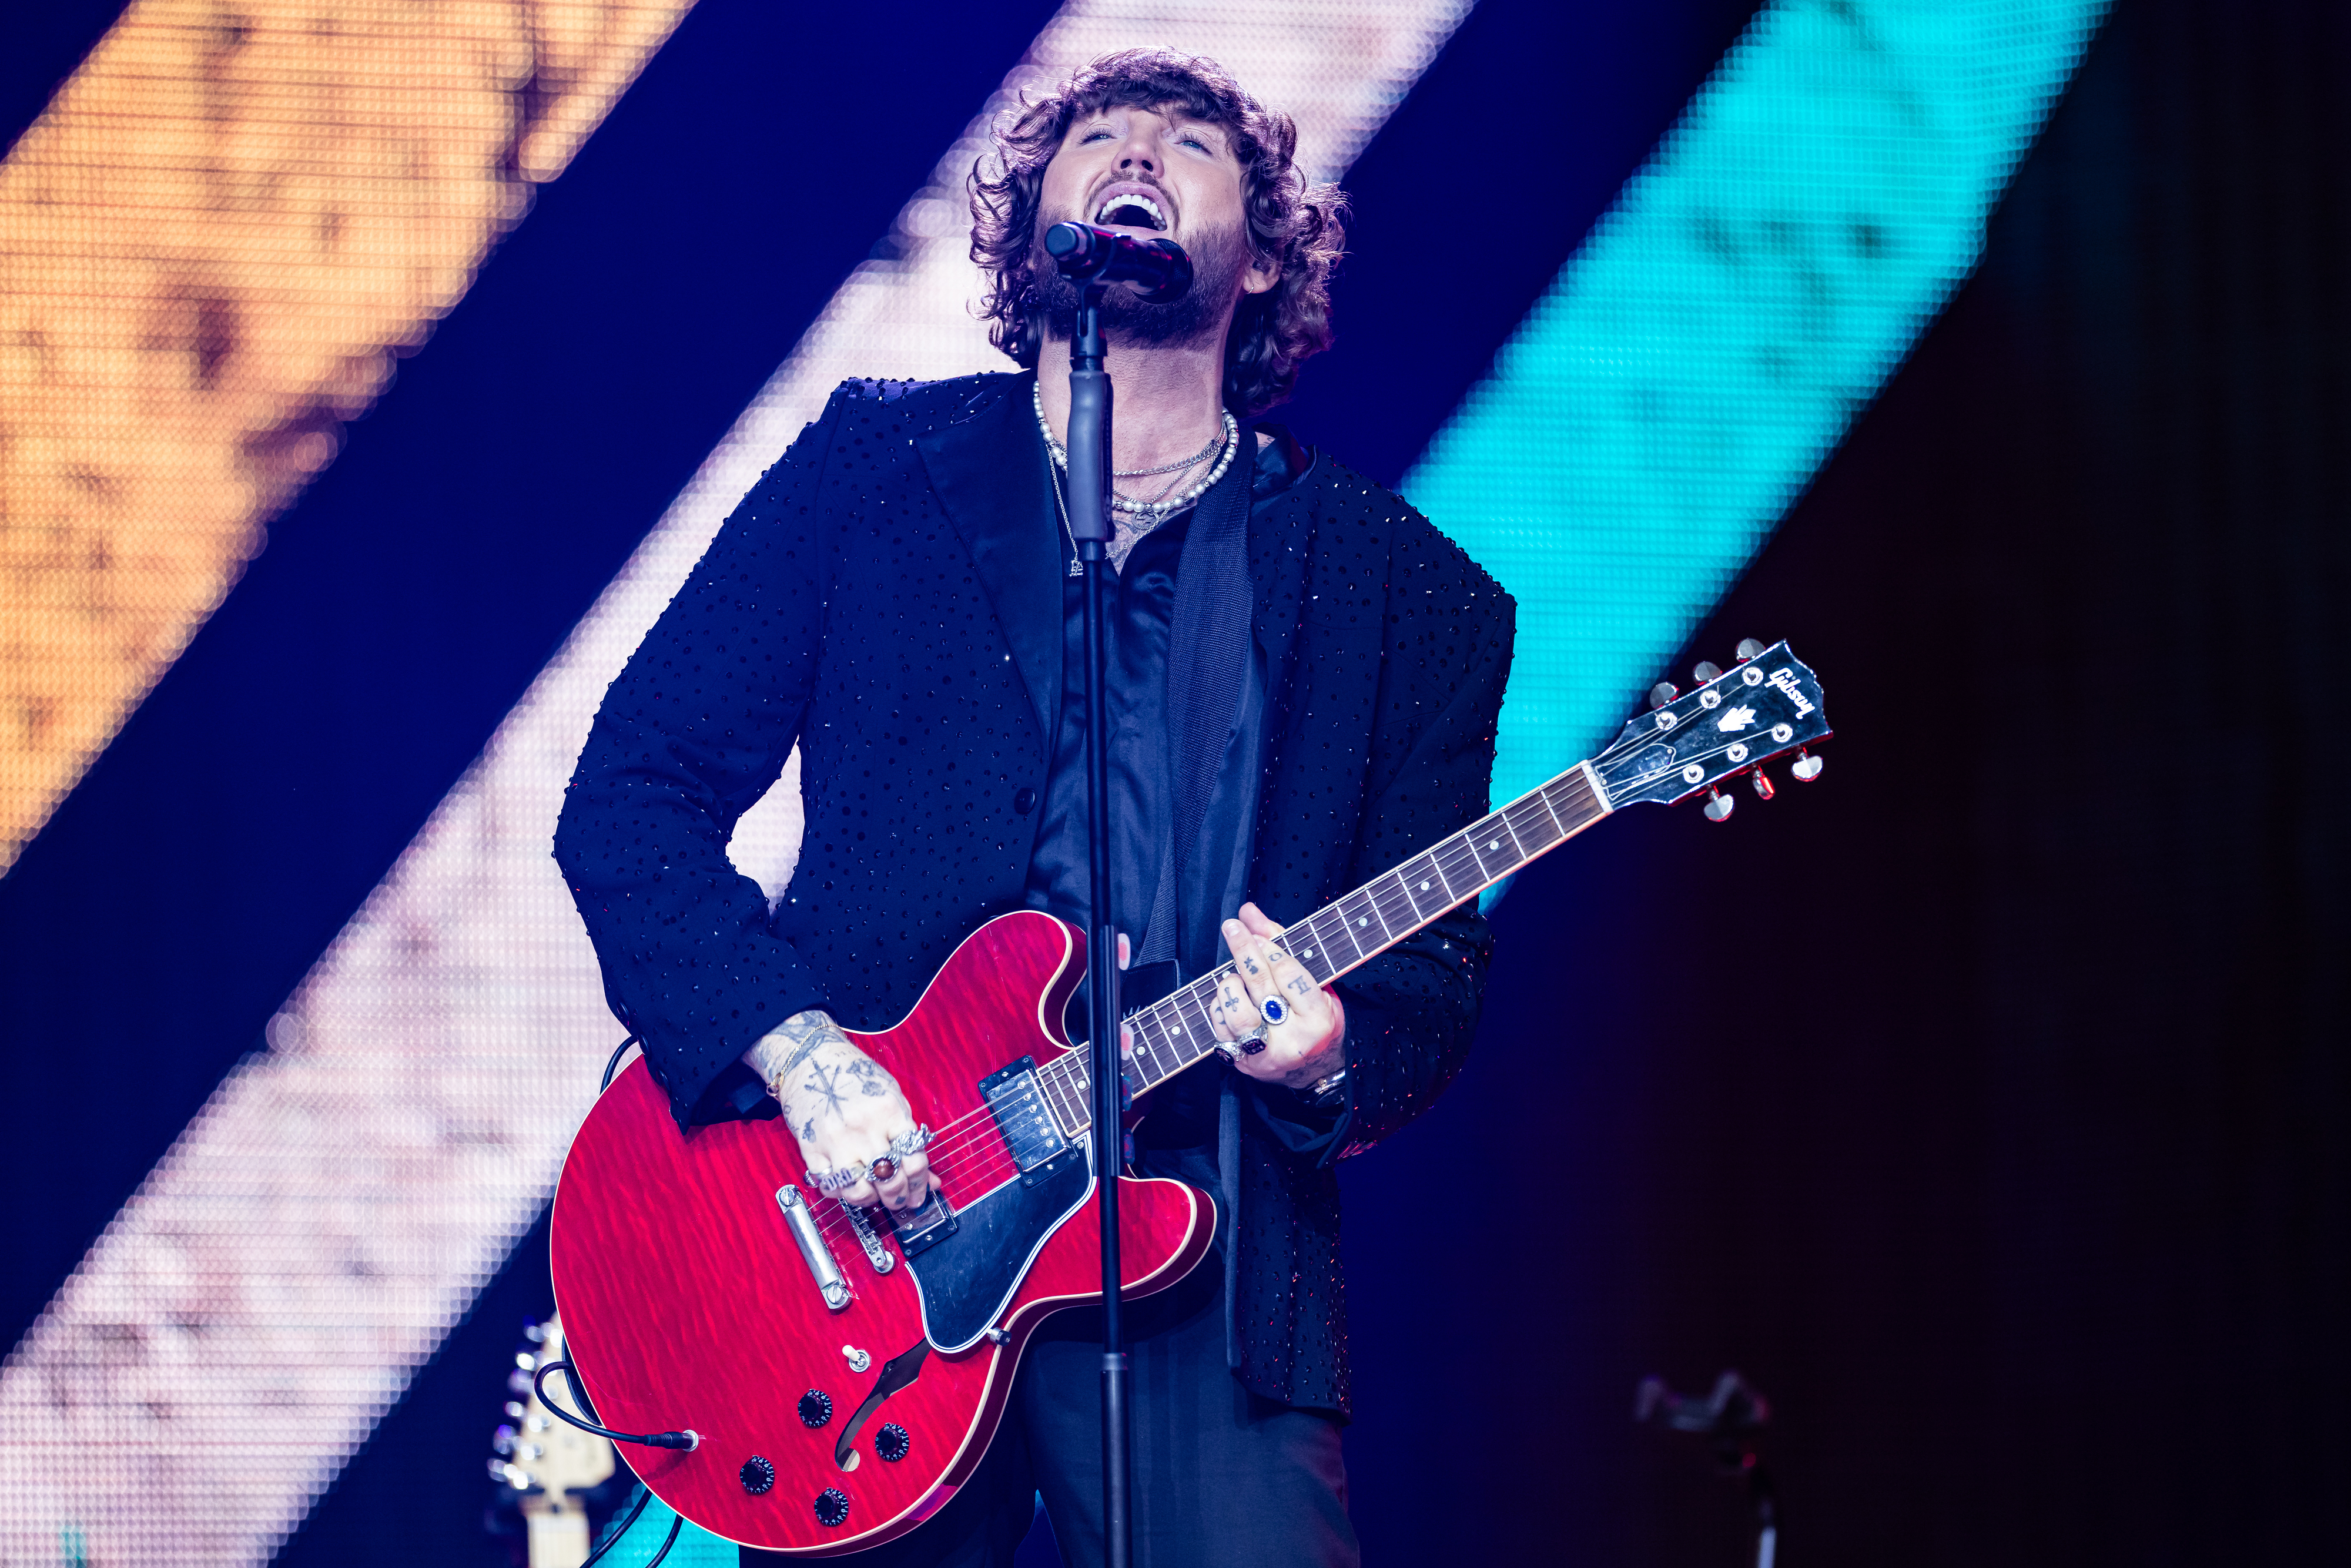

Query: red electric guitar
<box><xmin>550</xmin><ymin>642</ymin><xmax>1831</xmax><ymax>1554</ymax></box>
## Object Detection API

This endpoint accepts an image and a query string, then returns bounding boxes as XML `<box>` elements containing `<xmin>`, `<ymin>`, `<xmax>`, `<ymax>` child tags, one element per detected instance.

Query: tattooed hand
<box><xmin>742</xmin><ymin>1010</ymin><xmax>933</xmax><ymax>1211</ymax></box>
<box><xmin>1210</xmin><ymin>902</ymin><xmax>1347</xmax><ymax>1093</ymax></box>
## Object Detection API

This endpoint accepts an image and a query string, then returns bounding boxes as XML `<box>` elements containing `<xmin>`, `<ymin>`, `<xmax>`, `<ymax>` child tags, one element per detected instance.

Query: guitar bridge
<box><xmin>980</xmin><ymin>1056</ymin><xmax>1071</xmax><ymax>1181</ymax></box>
<box><xmin>843</xmin><ymin>1202</ymin><xmax>896</xmax><ymax>1274</ymax></box>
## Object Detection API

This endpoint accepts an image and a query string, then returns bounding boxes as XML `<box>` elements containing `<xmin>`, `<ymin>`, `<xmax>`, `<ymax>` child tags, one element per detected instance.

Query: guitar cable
<box><xmin>533</xmin><ymin>1360</ymin><xmax>700</xmax><ymax>1452</ymax></box>
<box><xmin>579</xmin><ymin>1485</ymin><xmax>649</xmax><ymax>1568</ymax></box>
<box><xmin>600</xmin><ymin>1034</ymin><xmax>641</xmax><ymax>1091</ymax></box>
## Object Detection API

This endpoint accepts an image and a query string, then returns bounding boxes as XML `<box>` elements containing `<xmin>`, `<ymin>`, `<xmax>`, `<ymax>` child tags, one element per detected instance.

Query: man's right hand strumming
<box><xmin>745</xmin><ymin>1010</ymin><xmax>933</xmax><ymax>1212</ymax></box>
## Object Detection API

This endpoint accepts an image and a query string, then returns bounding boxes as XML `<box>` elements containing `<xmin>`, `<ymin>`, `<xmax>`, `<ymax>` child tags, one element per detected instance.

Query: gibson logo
<box><xmin>1768</xmin><ymin>666</ymin><xmax>1816</xmax><ymax>717</ymax></box>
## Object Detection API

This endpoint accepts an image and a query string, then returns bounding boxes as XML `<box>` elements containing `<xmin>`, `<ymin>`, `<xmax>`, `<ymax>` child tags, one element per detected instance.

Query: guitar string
<box><xmin>795</xmin><ymin>736</ymin><xmax>1764</xmax><ymax>1246</ymax></box>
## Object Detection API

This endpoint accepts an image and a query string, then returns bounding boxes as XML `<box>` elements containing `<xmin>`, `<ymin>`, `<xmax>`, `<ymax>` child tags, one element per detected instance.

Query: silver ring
<box><xmin>805</xmin><ymin>1161</ymin><xmax>868</xmax><ymax>1195</ymax></box>
<box><xmin>1260</xmin><ymin>996</ymin><xmax>1287</xmax><ymax>1027</ymax></box>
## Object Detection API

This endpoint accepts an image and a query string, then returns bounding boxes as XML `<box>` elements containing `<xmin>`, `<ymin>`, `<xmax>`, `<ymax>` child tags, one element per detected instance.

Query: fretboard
<box><xmin>1033</xmin><ymin>758</ymin><xmax>1613</xmax><ymax>1138</ymax></box>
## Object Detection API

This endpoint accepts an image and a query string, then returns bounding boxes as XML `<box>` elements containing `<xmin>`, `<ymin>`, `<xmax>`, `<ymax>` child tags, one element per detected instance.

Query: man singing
<box><xmin>555</xmin><ymin>49</ymin><xmax>1514</xmax><ymax>1567</ymax></box>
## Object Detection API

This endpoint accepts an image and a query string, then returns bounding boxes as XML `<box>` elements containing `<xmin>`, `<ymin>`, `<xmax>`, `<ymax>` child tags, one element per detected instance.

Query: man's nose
<box><xmin>1116</xmin><ymin>138</ymin><xmax>1158</xmax><ymax>174</ymax></box>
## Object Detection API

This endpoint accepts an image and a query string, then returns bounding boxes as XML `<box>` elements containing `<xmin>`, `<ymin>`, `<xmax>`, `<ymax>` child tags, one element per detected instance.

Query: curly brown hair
<box><xmin>969</xmin><ymin>49</ymin><xmax>1348</xmax><ymax>416</ymax></box>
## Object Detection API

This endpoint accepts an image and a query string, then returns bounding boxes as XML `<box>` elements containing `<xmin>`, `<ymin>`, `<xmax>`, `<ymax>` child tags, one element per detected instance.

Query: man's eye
<box><xmin>1081</xmin><ymin>129</ymin><xmax>1113</xmax><ymax>143</ymax></box>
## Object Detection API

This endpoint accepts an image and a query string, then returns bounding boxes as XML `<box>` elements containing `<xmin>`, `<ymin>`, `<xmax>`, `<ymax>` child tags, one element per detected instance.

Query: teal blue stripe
<box><xmin>591</xmin><ymin>1488</ymin><xmax>736</xmax><ymax>1567</ymax></box>
<box><xmin>1406</xmin><ymin>0</ymin><xmax>2108</xmax><ymax>807</ymax></box>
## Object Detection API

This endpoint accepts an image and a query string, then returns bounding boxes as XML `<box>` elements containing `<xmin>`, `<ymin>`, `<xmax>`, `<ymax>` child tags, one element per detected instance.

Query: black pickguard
<box><xmin>901</xmin><ymin>1151</ymin><xmax>1091</xmax><ymax>1352</ymax></box>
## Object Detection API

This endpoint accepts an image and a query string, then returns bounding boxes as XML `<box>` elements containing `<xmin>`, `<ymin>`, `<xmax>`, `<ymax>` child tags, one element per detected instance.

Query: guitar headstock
<box><xmin>1590</xmin><ymin>639</ymin><xmax>1830</xmax><ymax>819</ymax></box>
<box><xmin>488</xmin><ymin>1314</ymin><xmax>617</xmax><ymax>1563</ymax></box>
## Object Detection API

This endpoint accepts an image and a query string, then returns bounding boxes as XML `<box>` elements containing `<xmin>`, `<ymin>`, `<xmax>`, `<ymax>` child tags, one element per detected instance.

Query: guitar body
<box><xmin>550</xmin><ymin>910</ymin><xmax>1211</xmax><ymax>1556</ymax></box>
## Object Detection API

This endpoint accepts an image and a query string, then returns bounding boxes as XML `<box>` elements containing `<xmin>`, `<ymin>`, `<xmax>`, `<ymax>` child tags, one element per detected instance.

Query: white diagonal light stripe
<box><xmin>0</xmin><ymin>5</ymin><xmax>1471</xmax><ymax>1563</ymax></box>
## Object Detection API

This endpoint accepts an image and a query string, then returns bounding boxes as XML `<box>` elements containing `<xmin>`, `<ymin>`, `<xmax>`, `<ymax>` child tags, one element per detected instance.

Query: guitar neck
<box><xmin>1034</xmin><ymin>758</ymin><xmax>1613</xmax><ymax>1135</ymax></box>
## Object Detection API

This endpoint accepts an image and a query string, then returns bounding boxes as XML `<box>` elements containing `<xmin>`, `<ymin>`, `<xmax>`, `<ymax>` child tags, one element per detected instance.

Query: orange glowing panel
<box><xmin>0</xmin><ymin>0</ymin><xmax>698</xmax><ymax>873</ymax></box>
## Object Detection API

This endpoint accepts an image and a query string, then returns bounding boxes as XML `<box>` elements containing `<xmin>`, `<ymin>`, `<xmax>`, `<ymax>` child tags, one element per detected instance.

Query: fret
<box><xmin>1431</xmin><ymin>833</ymin><xmax>1483</xmax><ymax>901</ymax></box>
<box><xmin>1151</xmin><ymin>1000</ymin><xmax>1200</xmax><ymax>1077</ymax></box>
<box><xmin>1367</xmin><ymin>873</ymin><xmax>1418</xmax><ymax>937</ymax></box>
<box><xmin>1043</xmin><ymin>1060</ymin><xmax>1083</xmax><ymax>1137</ymax></box>
<box><xmin>1285</xmin><ymin>926</ymin><xmax>1338</xmax><ymax>987</ymax></box>
<box><xmin>1504</xmin><ymin>793</ymin><xmax>1562</xmax><ymax>855</ymax></box>
<box><xmin>1396</xmin><ymin>852</ymin><xmax>1451</xmax><ymax>921</ymax></box>
<box><xmin>1337</xmin><ymin>887</ymin><xmax>1390</xmax><ymax>947</ymax></box>
<box><xmin>1462</xmin><ymin>815</ymin><xmax>1517</xmax><ymax>882</ymax></box>
<box><xmin>1176</xmin><ymin>987</ymin><xmax>1223</xmax><ymax>1066</ymax></box>
<box><xmin>1312</xmin><ymin>906</ymin><xmax>1365</xmax><ymax>969</ymax></box>
<box><xmin>1492</xmin><ymin>804</ymin><xmax>1529</xmax><ymax>863</ymax></box>
<box><xmin>1131</xmin><ymin>1009</ymin><xmax>1174</xmax><ymax>1083</ymax></box>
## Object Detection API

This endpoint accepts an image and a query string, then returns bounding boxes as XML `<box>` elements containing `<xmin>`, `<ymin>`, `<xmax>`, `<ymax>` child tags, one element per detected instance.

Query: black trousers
<box><xmin>744</xmin><ymin>1227</ymin><xmax>1357</xmax><ymax>1568</ymax></box>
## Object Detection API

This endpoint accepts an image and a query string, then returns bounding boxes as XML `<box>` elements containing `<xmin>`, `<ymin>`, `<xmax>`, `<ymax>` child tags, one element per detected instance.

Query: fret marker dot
<box><xmin>1357</xmin><ymin>917</ymin><xmax>1368</xmax><ymax>927</ymax></box>
<box><xmin>1418</xmin><ymin>880</ymin><xmax>1430</xmax><ymax>892</ymax></box>
<box><xmin>1487</xmin><ymin>839</ymin><xmax>1501</xmax><ymax>852</ymax></box>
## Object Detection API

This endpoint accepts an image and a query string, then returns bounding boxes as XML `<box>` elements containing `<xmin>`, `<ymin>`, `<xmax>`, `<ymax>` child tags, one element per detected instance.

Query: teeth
<box><xmin>1094</xmin><ymin>190</ymin><xmax>1166</xmax><ymax>229</ymax></box>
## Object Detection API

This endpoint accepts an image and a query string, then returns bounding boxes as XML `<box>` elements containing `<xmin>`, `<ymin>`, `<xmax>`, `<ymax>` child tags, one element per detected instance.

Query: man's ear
<box><xmin>1242</xmin><ymin>253</ymin><xmax>1281</xmax><ymax>296</ymax></box>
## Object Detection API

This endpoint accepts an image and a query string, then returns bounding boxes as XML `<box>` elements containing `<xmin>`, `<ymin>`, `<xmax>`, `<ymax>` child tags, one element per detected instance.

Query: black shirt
<box><xmin>1021</xmin><ymin>427</ymin><xmax>1314</xmax><ymax>1161</ymax></box>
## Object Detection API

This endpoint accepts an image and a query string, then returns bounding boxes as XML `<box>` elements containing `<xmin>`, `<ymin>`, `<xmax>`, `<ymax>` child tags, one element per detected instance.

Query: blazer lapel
<box><xmin>916</xmin><ymin>376</ymin><xmax>1062</xmax><ymax>750</ymax></box>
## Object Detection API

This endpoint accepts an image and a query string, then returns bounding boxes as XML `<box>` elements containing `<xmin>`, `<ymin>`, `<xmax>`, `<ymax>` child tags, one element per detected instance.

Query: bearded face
<box><xmin>1029</xmin><ymin>213</ymin><xmax>1252</xmax><ymax>351</ymax></box>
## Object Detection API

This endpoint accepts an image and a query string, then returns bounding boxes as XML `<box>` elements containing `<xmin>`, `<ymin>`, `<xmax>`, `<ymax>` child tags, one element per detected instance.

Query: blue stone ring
<box><xmin>1260</xmin><ymin>996</ymin><xmax>1287</xmax><ymax>1027</ymax></box>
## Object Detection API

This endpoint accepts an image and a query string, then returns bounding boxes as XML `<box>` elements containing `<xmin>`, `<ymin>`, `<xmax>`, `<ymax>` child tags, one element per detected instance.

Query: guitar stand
<box><xmin>1062</xmin><ymin>281</ymin><xmax>1136</xmax><ymax>1568</ymax></box>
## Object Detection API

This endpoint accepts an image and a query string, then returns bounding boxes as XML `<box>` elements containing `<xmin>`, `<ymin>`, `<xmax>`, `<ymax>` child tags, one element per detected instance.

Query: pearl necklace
<box><xmin>1032</xmin><ymin>381</ymin><xmax>1240</xmax><ymax>524</ymax></box>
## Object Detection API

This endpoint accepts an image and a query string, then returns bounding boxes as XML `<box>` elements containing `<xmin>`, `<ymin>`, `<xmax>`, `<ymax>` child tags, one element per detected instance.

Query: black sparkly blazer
<box><xmin>553</xmin><ymin>372</ymin><xmax>1515</xmax><ymax>1416</ymax></box>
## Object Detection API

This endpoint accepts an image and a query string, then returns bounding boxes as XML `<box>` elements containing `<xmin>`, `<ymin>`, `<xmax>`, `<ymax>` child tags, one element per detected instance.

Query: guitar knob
<box><xmin>1736</xmin><ymin>638</ymin><xmax>1767</xmax><ymax>661</ymax></box>
<box><xmin>1790</xmin><ymin>749</ymin><xmax>1823</xmax><ymax>782</ymax></box>
<box><xmin>815</xmin><ymin>1487</ymin><xmax>852</xmax><ymax>1528</ymax></box>
<box><xmin>1647</xmin><ymin>681</ymin><xmax>1677</xmax><ymax>711</ymax></box>
<box><xmin>1692</xmin><ymin>661</ymin><xmax>1722</xmax><ymax>684</ymax></box>
<box><xmin>1703</xmin><ymin>788</ymin><xmax>1735</xmax><ymax>823</ymax></box>
<box><xmin>798</xmin><ymin>1389</ymin><xmax>834</xmax><ymax>1428</ymax></box>
<box><xmin>739</xmin><ymin>1455</ymin><xmax>775</xmax><ymax>1495</ymax></box>
<box><xmin>1751</xmin><ymin>769</ymin><xmax>1776</xmax><ymax>800</ymax></box>
<box><xmin>875</xmin><ymin>1423</ymin><xmax>910</xmax><ymax>1462</ymax></box>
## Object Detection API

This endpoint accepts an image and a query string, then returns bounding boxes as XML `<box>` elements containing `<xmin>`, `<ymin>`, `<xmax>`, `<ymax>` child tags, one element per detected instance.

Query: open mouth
<box><xmin>1092</xmin><ymin>189</ymin><xmax>1168</xmax><ymax>232</ymax></box>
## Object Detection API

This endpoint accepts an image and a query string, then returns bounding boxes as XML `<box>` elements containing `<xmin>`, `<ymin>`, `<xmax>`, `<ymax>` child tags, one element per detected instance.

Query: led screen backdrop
<box><xmin>0</xmin><ymin>0</ymin><xmax>695</xmax><ymax>875</ymax></box>
<box><xmin>0</xmin><ymin>0</ymin><xmax>2108</xmax><ymax>1560</ymax></box>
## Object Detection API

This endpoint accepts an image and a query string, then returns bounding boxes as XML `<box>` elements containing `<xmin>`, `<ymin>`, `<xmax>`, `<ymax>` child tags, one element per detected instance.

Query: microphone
<box><xmin>1044</xmin><ymin>222</ymin><xmax>1193</xmax><ymax>303</ymax></box>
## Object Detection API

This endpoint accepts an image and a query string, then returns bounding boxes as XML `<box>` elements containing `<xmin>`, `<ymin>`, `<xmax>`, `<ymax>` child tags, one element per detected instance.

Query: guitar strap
<box><xmin>1133</xmin><ymin>428</ymin><xmax>1257</xmax><ymax>973</ymax></box>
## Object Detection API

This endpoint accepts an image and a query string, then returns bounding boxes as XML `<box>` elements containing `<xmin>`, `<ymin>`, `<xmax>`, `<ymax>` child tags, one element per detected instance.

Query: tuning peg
<box><xmin>1735</xmin><ymin>638</ymin><xmax>1767</xmax><ymax>661</ymax></box>
<box><xmin>1703</xmin><ymin>788</ymin><xmax>1735</xmax><ymax>822</ymax></box>
<box><xmin>1750</xmin><ymin>769</ymin><xmax>1776</xmax><ymax>800</ymax></box>
<box><xmin>1647</xmin><ymin>681</ymin><xmax>1678</xmax><ymax>711</ymax></box>
<box><xmin>1790</xmin><ymin>748</ymin><xmax>1823</xmax><ymax>782</ymax></box>
<box><xmin>1692</xmin><ymin>660</ymin><xmax>1722</xmax><ymax>684</ymax></box>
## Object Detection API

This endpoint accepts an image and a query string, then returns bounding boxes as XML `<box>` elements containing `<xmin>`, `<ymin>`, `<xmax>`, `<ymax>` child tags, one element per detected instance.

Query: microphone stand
<box><xmin>1063</xmin><ymin>281</ymin><xmax>1134</xmax><ymax>1568</ymax></box>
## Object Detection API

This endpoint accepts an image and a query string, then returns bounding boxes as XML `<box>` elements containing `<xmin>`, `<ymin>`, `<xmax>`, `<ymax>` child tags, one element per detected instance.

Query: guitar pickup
<box><xmin>980</xmin><ymin>1056</ymin><xmax>1069</xmax><ymax>1177</ymax></box>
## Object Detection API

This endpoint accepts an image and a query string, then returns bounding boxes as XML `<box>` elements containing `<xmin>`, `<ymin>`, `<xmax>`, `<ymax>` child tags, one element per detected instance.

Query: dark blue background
<box><xmin>4</xmin><ymin>1</ymin><xmax>2345</xmax><ymax>1563</ymax></box>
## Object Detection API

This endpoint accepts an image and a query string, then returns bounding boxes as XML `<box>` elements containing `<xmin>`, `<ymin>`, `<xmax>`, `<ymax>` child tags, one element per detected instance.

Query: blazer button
<box><xmin>1012</xmin><ymin>786</ymin><xmax>1039</xmax><ymax>815</ymax></box>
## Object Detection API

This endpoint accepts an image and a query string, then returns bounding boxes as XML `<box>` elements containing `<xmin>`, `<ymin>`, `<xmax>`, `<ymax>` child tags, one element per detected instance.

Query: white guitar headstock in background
<box><xmin>490</xmin><ymin>1315</ymin><xmax>618</xmax><ymax>1567</ymax></box>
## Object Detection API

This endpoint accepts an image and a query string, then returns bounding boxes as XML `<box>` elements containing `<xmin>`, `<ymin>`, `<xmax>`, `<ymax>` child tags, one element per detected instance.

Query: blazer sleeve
<box><xmin>552</xmin><ymin>386</ymin><xmax>850</xmax><ymax>1128</ymax></box>
<box><xmin>1319</xmin><ymin>520</ymin><xmax>1516</xmax><ymax>1159</ymax></box>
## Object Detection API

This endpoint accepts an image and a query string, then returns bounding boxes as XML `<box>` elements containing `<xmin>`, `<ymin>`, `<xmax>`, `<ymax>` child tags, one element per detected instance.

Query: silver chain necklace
<box><xmin>1032</xmin><ymin>381</ymin><xmax>1240</xmax><ymax>524</ymax></box>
